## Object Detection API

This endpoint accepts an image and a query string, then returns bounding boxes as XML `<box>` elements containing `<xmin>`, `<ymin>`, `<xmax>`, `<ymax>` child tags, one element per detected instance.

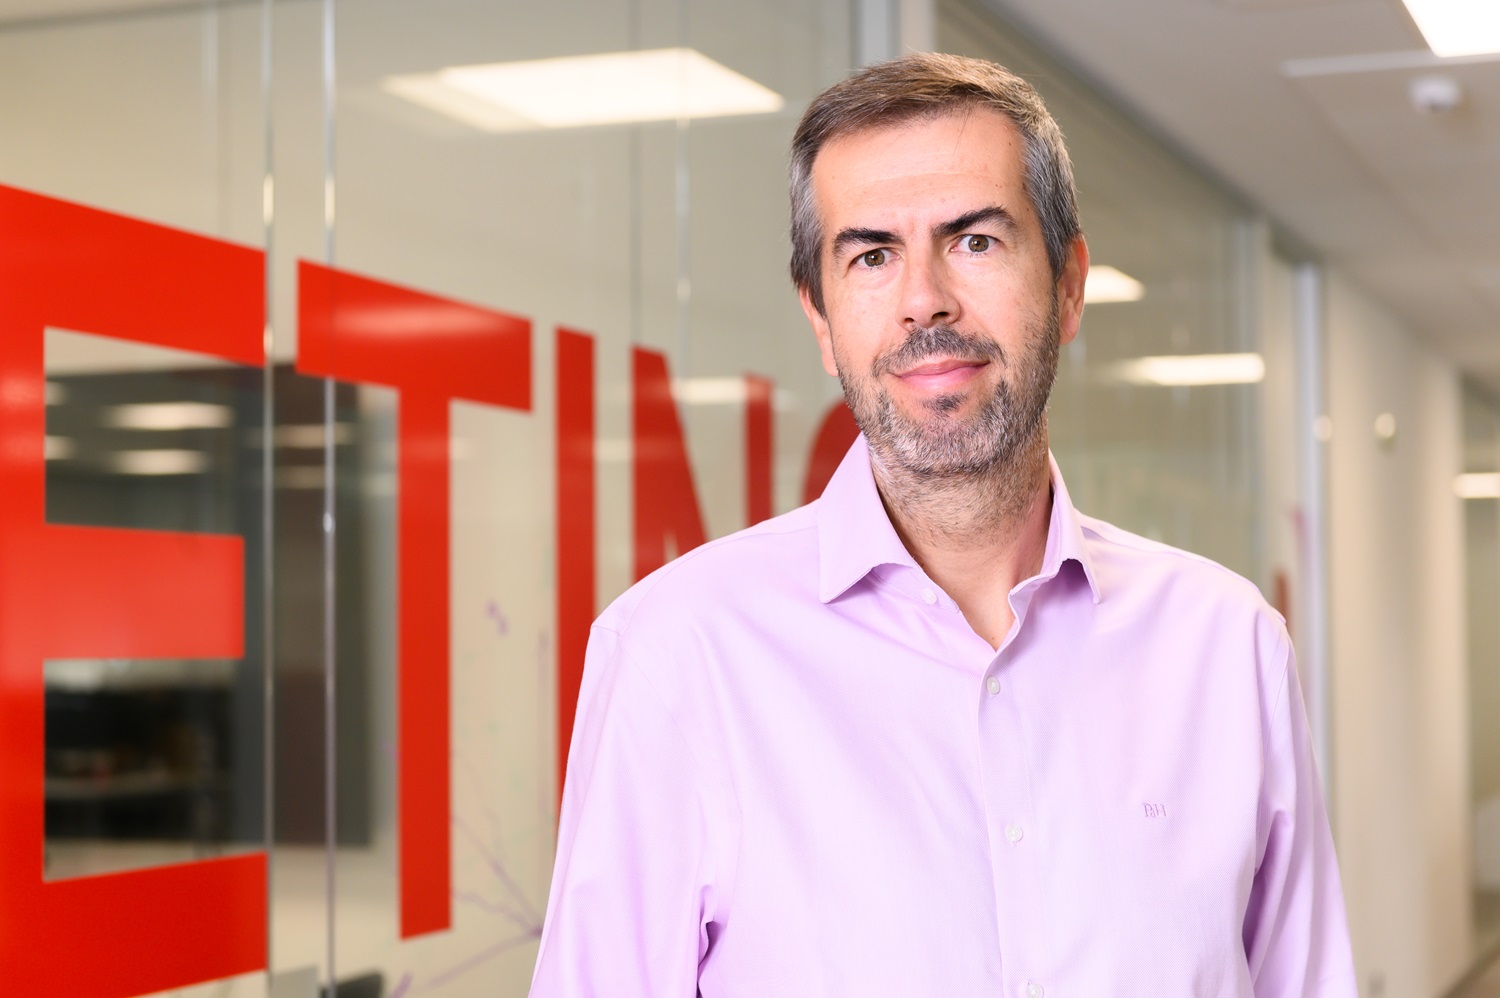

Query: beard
<box><xmin>836</xmin><ymin>294</ymin><xmax>1060</xmax><ymax>478</ymax></box>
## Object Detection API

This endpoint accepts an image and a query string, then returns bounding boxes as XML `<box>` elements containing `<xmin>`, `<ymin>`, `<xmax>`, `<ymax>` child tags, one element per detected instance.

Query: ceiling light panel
<box><xmin>105</xmin><ymin>402</ymin><xmax>233</xmax><ymax>431</ymax></box>
<box><xmin>109</xmin><ymin>449</ymin><xmax>210</xmax><ymax>475</ymax></box>
<box><xmin>1454</xmin><ymin>472</ymin><xmax>1500</xmax><ymax>498</ymax></box>
<box><xmin>385</xmin><ymin>48</ymin><xmax>784</xmax><ymax>132</ymax></box>
<box><xmin>1112</xmin><ymin>353</ymin><xmax>1266</xmax><ymax>386</ymax></box>
<box><xmin>1084</xmin><ymin>265</ymin><xmax>1145</xmax><ymax>304</ymax></box>
<box><xmin>1401</xmin><ymin>0</ymin><xmax>1500</xmax><ymax>58</ymax></box>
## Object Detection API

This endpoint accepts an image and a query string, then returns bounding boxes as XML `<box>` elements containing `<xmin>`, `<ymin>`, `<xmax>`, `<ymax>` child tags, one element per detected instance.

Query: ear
<box><xmin>799</xmin><ymin>286</ymin><xmax>840</xmax><ymax>378</ymax></box>
<box><xmin>1055</xmin><ymin>235</ymin><xmax>1089</xmax><ymax>347</ymax></box>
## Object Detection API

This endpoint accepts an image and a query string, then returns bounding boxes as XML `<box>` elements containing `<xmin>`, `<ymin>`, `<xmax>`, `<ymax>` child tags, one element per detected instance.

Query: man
<box><xmin>532</xmin><ymin>53</ymin><xmax>1356</xmax><ymax>996</ymax></box>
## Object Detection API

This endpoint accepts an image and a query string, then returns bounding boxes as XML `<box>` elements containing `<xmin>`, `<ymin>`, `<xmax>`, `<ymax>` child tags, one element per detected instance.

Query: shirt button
<box><xmin>1005</xmin><ymin>822</ymin><xmax>1024</xmax><ymax>843</ymax></box>
<box><xmin>986</xmin><ymin>675</ymin><xmax>1001</xmax><ymax>695</ymax></box>
<box><xmin>1026</xmin><ymin>984</ymin><xmax>1044</xmax><ymax>998</ymax></box>
<box><xmin>920</xmin><ymin>588</ymin><xmax>937</xmax><ymax>605</ymax></box>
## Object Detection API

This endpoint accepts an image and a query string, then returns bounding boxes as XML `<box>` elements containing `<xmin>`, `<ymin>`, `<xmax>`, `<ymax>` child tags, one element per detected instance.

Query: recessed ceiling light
<box><xmin>109</xmin><ymin>450</ymin><xmax>209</xmax><ymax>475</ymax></box>
<box><xmin>1112</xmin><ymin>353</ymin><xmax>1266</xmax><ymax>387</ymax></box>
<box><xmin>1401</xmin><ymin>0</ymin><xmax>1500</xmax><ymax>58</ymax></box>
<box><xmin>1084</xmin><ymin>266</ymin><xmax>1145</xmax><ymax>304</ymax></box>
<box><xmin>1408</xmin><ymin>73</ymin><xmax>1464</xmax><ymax>113</ymax></box>
<box><xmin>105</xmin><ymin>402</ymin><xmax>233</xmax><ymax>431</ymax></box>
<box><xmin>384</xmin><ymin>48</ymin><xmax>784</xmax><ymax>132</ymax></box>
<box><xmin>1454</xmin><ymin>472</ymin><xmax>1500</xmax><ymax>498</ymax></box>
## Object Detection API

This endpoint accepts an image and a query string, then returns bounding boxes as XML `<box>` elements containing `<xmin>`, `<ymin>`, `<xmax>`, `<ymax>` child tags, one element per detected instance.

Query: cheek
<box><xmin>816</xmin><ymin>329</ymin><xmax>839</xmax><ymax>378</ymax></box>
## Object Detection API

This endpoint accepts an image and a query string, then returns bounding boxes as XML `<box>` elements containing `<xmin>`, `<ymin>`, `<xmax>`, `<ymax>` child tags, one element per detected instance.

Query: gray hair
<box><xmin>789</xmin><ymin>52</ymin><xmax>1081</xmax><ymax>315</ymax></box>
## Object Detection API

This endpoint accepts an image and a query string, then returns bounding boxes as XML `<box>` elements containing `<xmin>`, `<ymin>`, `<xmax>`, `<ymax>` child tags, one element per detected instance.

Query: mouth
<box><xmin>892</xmin><ymin>357</ymin><xmax>990</xmax><ymax>393</ymax></box>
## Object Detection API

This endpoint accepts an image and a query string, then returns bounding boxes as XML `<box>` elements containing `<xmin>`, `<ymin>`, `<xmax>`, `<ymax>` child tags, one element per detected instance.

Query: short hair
<box><xmin>789</xmin><ymin>52</ymin><xmax>1081</xmax><ymax>315</ymax></box>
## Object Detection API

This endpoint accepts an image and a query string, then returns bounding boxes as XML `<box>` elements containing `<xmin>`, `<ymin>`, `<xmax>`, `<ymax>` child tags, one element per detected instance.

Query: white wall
<box><xmin>1326</xmin><ymin>273</ymin><xmax>1472</xmax><ymax>997</ymax></box>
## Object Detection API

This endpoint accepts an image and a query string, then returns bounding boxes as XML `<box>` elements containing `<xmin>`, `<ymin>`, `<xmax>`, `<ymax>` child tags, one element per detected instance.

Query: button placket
<box><xmin>976</xmin><ymin>640</ymin><xmax>1041</xmax><ymax>989</ymax></box>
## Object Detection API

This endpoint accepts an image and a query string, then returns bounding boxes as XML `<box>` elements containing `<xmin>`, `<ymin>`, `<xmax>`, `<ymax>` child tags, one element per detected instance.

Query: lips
<box><xmin>893</xmin><ymin>357</ymin><xmax>989</xmax><ymax>393</ymax></box>
<box><xmin>896</xmin><ymin>358</ymin><xmax>987</xmax><ymax>378</ymax></box>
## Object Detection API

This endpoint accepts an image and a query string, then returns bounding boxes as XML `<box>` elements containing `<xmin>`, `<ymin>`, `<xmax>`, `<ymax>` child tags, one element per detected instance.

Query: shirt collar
<box><xmin>1040</xmin><ymin>450</ymin><xmax>1104</xmax><ymax>605</ymax></box>
<box><xmin>815</xmin><ymin>435</ymin><xmax>1103</xmax><ymax>606</ymax></box>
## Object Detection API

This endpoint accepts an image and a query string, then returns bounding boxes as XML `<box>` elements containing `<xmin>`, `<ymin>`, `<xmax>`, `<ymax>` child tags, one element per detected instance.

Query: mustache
<box><xmin>873</xmin><ymin>324</ymin><xmax>1003</xmax><ymax>377</ymax></box>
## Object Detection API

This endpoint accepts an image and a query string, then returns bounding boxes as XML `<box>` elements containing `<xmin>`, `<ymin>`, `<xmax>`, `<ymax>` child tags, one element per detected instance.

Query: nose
<box><xmin>899</xmin><ymin>251</ymin><xmax>959</xmax><ymax>330</ymax></box>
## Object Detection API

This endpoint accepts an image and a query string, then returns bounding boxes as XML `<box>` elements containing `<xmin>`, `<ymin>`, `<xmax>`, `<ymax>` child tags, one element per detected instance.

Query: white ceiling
<box><xmin>981</xmin><ymin>0</ymin><xmax>1500</xmax><ymax>396</ymax></box>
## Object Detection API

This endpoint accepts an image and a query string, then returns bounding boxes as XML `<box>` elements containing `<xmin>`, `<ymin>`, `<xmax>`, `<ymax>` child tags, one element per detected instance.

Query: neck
<box><xmin>870</xmin><ymin>425</ymin><xmax>1054</xmax><ymax>646</ymax></box>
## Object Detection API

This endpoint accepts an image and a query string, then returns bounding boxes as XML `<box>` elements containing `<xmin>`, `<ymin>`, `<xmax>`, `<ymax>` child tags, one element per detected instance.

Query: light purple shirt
<box><xmin>532</xmin><ymin>437</ymin><xmax>1357</xmax><ymax>997</ymax></box>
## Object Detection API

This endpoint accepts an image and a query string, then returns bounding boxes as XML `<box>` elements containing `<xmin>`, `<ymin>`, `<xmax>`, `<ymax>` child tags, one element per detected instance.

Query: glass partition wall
<box><xmin>0</xmin><ymin>1</ymin><xmax>1294</xmax><ymax>995</ymax></box>
<box><xmin>1464</xmin><ymin>382</ymin><xmax>1500</xmax><ymax>956</ymax></box>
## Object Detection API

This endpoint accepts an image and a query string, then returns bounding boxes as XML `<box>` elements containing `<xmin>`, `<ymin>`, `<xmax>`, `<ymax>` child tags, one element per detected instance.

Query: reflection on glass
<box><xmin>44</xmin><ymin>658</ymin><xmax>244</xmax><ymax>880</ymax></box>
<box><xmin>43</xmin><ymin>331</ymin><xmax>265</xmax><ymax>879</ymax></box>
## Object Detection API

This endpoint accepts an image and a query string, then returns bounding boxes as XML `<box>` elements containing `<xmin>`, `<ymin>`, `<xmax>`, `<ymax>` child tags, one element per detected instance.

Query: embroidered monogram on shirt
<box><xmin>1143</xmin><ymin>803</ymin><xmax>1167</xmax><ymax>818</ymax></box>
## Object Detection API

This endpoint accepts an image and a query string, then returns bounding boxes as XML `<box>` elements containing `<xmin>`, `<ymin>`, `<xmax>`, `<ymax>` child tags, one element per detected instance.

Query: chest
<box><xmin>696</xmin><ymin>590</ymin><xmax>1262</xmax><ymax>996</ymax></box>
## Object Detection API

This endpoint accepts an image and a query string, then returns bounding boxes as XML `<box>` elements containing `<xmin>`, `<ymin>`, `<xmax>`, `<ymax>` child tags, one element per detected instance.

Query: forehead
<box><xmin>810</xmin><ymin>108</ymin><xmax>1031</xmax><ymax>230</ymax></box>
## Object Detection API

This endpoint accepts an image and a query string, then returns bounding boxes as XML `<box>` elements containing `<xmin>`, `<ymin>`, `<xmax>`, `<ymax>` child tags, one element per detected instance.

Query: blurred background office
<box><xmin>0</xmin><ymin>0</ymin><xmax>1496</xmax><ymax>995</ymax></box>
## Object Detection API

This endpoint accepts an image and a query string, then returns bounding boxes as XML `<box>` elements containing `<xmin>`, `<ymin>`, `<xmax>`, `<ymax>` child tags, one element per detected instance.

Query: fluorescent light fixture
<box><xmin>384</xmin><ymin>48</ymin><xmax>784</xmax><ymax>132</ymax></box>
<box><xmin>250</xmin><ymin>423</ymin><xmax>355</xmax><ymax>449</ymax></box>
<box><xmin>673</xmin><ymin>377</ymin><xmax>748</xmax><ymax>405</ymax></box>
<box><xmin>44</xmin><ymin>436</ymin><xmax>74</xmax><ymax>460</ymax></box>
<box><xmin>1113</xmin><ymin>353</ymin><xmax>1266</xmax><ymax>387</ymax></box>
<box><xmin>105</xmin><ymin>402</ymin><xmax>232</xmax><ymax>431</ymax></box>
<box><xmin>1455</xmin><ymin>472</ymin><xmax>1500</xmax><ymax>499</ymax></box>
<box><xmin>1401</xmin><ymin>0</ymin><xmax>1500</xmax><ymax>57</ymax></box>
<box><xmin>1084</xmin><ymin>266</ymin><xmax>1145</xmax><ymax>304</ymax></box>
<box><xmin>109</xmin><ymin>449</ymin><xmax>209</xmax><ymax>475</ymax></box>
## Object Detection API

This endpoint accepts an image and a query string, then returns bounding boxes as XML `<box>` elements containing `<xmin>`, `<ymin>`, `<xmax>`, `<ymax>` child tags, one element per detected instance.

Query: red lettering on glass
<box><xmin>555</xmin><ymin>328</ymin><xmax>596</xmax><ymax>802</ymax></box>
<box><xmin>802</xmin><ymin>398</ymin><xmax>861</xmax><ymax>504</ymax></box>
<box><xmin>745</xmin><ymin>374</ymin><xmax>774</xmax><ymax>526</ymax></box>
<box><xmin>631</xmin><ymin>347</ymin><xmax>707</xmax><ymax>580</ymax></box>
<box><xmin>0</xmin><ymin>184</ymin><xmax>267</xmax><ymax>996</ymax></box>
<box><xmin>0</xmin><ymin>185</ymin><xmax>841</xmax><ymax>985</ymax></box>
<box><xmin>296</xmin><ymin>261</ymin><xmax>532</xmax><ymax>939</ymax></box>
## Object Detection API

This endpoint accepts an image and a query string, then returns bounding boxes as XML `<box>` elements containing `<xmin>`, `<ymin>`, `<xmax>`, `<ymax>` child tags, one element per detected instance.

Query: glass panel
<box><xmin>0</xmin><ymin>4</ymin><xmax>270</xmax><ymax>995</ymax></box>
<box><xmin>1464</xmin><ymin>382</ymin><xmax>1500</xmax><ymax>951</ymax></box>
<box><xmin>938</xmin><ymin>0</ymin><xmax>1264</xmax><ymax>586</ymax></box>
<box><xmin>328</xmin><ymin>0</ymin><xmax>850</xmax><ymax>991</ymax></box>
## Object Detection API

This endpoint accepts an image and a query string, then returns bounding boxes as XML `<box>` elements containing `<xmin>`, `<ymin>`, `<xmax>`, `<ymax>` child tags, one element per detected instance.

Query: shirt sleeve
<box><xmin>1243</xmin><ymin>633</ymin><xmax>1359</xmax><ymax>997</ymax></box>
<box><xmin>530</xmin><ymin>624</ymin><xmax>725</xmax><ymax>997</ymax></box>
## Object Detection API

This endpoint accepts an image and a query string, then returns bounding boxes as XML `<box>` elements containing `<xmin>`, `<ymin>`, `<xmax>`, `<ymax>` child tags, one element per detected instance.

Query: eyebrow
<box><xmin>934</xmin><ymin>205</ymin><xmax>1017</xmax><ymax>240</ymax></box>
<box><xmin>829</xmin><ymin>205</ymin><xmax>1019</xmax><ymax>260</ymax></box>
<box><xmin>830</xmin><ymin>226</ymin><xmax>897</xmax><ymax>260</ymax></box>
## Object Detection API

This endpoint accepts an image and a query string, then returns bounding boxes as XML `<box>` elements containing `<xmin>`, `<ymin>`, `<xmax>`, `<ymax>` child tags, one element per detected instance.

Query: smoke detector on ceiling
<box><xmin>1408</xmin><ymin>74</ymin><xmax>1465</xmax><ymax>114</ymax></box>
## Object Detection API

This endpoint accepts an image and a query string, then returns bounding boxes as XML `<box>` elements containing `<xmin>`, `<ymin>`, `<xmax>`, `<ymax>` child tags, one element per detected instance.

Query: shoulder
<box><xmin>1078</xmin><ymin>512</ymin><xmax>1291</xmax><ymax>687</ymax></box>
<box><xmin>1081</xmin><ymin>512</ymin><xmax>1279</xmax><ymax>618</ymax></box>
<box><xmin>597</xmin><ymin>501</ymin><xmax>822</xmax><ymax>639</ymax></box>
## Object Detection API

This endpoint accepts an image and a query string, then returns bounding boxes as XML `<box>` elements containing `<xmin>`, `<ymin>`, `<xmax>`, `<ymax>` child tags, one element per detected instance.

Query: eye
<box><xmin>963</xmin><ymin>234</ymin><xmax>993</xmax><ymax>253</ymax></box>
<box><xmin>859</xmin><ymin>248</ymin><xmax>887</xmax><ymax>268</ymax></box>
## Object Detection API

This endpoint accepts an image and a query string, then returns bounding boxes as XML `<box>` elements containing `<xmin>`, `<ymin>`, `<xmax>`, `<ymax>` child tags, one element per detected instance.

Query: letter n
<box><xmin>631</xmin><ymin>347</ymin><xmax>706</xmax><ymax>580</ymax></box>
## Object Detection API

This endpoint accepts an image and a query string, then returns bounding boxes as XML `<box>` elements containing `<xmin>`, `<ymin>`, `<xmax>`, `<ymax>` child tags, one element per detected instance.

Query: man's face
<box><xmin>799</xmin><ymin>109</ymin><xmax>1088</xmax><ymax>476</ymax></box>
